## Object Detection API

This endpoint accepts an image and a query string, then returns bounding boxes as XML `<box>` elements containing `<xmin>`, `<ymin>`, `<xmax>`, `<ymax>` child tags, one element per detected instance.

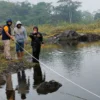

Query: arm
<box><xmin>4</xmin><ymin>26</ymin><xmax>14</xmax><ymax>40</ymax></box>
<box><xmin>40</xmin><ymin>33</ymin><xmax>44</xmax><ymax>44</ymax></box>
<box><xmin>6</xmin><ymin>31</ymin><xmax>12</xmax><ymax>38</ymax></box>
<box><xmin>23</xmin><ymin>28</ymin><xmax>27</xmax><ymax>41</ymax></box>
<box><xmin>29</xmin><ymin>33</ymin><xmax>34</xmax><ymax>39</ymax></box>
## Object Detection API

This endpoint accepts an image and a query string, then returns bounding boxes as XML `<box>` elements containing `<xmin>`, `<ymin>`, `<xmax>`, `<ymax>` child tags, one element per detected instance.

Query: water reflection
<box><xmin>59</xmin><ymin>40</ymin><xmax>79</xmax><ymax>47</ymax></box>
<box><xmin>33</xmin><ymin>63</ymin><xmax>45</xmax><ymax>89</ymax></box>
<box><xmin>33</xmin><ymin>63</ymin><xmax>62</xmax><ymax>95</ymax></box>
<box><xmin>16</xmin><ymin>70</ymin><xmax>30</xmax><ymax>100</ymax></box>
<box><xmin>6</xmin><ymin>73</ymin><xmax>15</xmax><ymax>100</ymax></box>
<box><xmin>0</xmin><ymin>42</ymin><xmax>100</xmax><ymax>100</ymax></box>
<box><xmin>41</xmin><ymin>42</ymin><xmax>82</xmax><ymax>77</ymax></box>
<box><xmin>0</xmin><ymin>75</ymin><xmax>6</xmax><ymax>88</ymax></box>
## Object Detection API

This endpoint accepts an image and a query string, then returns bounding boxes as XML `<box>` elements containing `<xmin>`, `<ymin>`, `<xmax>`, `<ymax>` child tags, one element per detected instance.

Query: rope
<box><xmin>15</xmin><ymin>41</ymin><xmax>100</xmax><ymax>99</ymax></box>
<box><xmin>59</xmin><ymin>91</ymin><xmax>87</xmax><ymax>100</ymax></box>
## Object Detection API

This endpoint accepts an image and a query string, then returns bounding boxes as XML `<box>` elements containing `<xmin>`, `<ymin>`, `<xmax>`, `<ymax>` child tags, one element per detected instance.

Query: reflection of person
<box><xmin>2</xmin><ymin>19</ymin><xmax>14</xmax><ymax>60</ymax></box>
<box><xmin>33</xmin><ymin>63</ymin><xmax>45</xmax><ymax>88</ymax></box>
<box><xmin>16</xmin><ymin>70</ymin><xmax>30</xmax><ymax>100</ymax></box>
<box><xmin>6</xmin><ymin>73</ymin><xmax>15</xmax><ymax>100</ymax></box>
<box><xmin>29</xmin><ymin>26</ymin><xmax>44</xmax><ymax>63</ymax></box>
<box><xmin>13</xmin><ymin>21</ymin><xmax>27</xmax><ymax>60</ymax></box>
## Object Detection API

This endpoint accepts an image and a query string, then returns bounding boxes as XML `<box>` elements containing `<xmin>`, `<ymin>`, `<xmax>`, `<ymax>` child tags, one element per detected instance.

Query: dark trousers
<box><xmin>32</xmin><ymin>44</ymin><xmax>41</xmax><ymax>63</ymax></box>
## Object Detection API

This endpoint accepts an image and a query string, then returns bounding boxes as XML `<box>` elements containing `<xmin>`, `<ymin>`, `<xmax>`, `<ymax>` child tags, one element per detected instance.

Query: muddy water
<box><xmin>0</xmin><ymin>42</ymin><xmax>100</xmax><ymax>100</ymax></box>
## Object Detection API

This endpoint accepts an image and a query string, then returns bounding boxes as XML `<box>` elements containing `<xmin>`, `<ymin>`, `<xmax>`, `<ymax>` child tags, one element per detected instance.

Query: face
<box><xmin>17</xmin><ymin>24</ymin><xmax>21</xmax><ymax>28</ymax></box>
<box><xmin>33</xmin><ymin>28</ymin><xmax>38</xmax><ymax>33</ymax></box>
<box><xmin>7</xmin><ymin>22</ymin><xmax>12</xmax><ymax>26</ymax></box>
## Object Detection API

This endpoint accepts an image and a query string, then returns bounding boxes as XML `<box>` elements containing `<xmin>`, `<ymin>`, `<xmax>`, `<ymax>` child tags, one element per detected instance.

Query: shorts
<box><xmin>16</xmin><ymin>42</ymin><xmax>24</xmax><ymax>52</ymax></box>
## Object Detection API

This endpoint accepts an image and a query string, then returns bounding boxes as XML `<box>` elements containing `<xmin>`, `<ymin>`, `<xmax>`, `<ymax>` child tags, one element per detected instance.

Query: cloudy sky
<box><xmin>9</xmin><ymin>0</ymin><xmax>100</xmax><ymax>12</ymax></box>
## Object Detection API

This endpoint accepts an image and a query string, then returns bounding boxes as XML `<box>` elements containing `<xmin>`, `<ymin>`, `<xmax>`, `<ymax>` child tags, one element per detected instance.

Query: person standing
<box><xmin>13</xmin><ymin>21</ymin><xmax>27</xmax><ymax>60</ymax></box>
<box><xmin>2</xmin><ymin>19</ymin><xmax>14</xmax><ymax>60</ymax></box>
<box><xmin>29</xmin><ymin>26</ymin><xmax>44</xmax><ymax>63</ymax></box>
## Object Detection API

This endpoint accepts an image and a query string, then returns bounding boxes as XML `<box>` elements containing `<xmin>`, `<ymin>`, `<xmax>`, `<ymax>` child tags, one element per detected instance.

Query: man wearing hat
<box><xmin>13</xmin><ymin>21</ymin><xmax>27</xmax><ymax>60</ymax></box>
<box><xmin>2</xmin><ymin>19</ymin><xmax>14</xmax><ymax>60</ymax></box>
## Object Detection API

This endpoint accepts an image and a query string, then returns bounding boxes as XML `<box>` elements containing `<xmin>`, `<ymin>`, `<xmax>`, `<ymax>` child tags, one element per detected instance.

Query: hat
<box><xmin>6</xmin><ymin>19</ymin><xmax>12</xmax><ymax>23</ymax></box>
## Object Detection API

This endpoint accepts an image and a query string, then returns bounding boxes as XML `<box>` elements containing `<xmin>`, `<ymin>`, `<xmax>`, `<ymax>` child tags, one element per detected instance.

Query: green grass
<box><xmin>0</xmin><ymin>21</ymin><xmax>100</xmax><ymax>73</ymax></box>
<box><xmin>26</xmin><ymin>21</ymin><xmax>100</xmax><ymax>39</ymax></box>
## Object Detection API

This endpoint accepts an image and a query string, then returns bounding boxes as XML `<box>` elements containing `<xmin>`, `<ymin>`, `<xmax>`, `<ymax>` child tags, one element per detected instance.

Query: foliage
<box><xmin>0</xmin><ymin>0</ymin><xmax>99</xmax><ymax>26</ymax></box>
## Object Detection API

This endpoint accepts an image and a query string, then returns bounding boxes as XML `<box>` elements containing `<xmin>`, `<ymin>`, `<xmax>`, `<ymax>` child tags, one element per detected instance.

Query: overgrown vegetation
<box><xmin>26</xmin><ymin>21</ymin><xmax>100</xmax><ymax>39</ymax></box>
<box><xmin>0</xmin><ymin>0</ymin><xmax>100</xmax><ymax>25</ymax></box>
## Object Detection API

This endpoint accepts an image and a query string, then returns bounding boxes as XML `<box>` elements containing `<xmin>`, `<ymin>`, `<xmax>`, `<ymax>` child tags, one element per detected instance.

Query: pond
<box><xmin>0</xmin><ymin>41</ymin><xmax>100</xmax><ymax>100</ymax></box>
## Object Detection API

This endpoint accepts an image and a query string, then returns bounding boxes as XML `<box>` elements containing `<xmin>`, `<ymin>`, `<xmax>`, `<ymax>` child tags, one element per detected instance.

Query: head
<box><xmin>16</xmin><ymin>21</ymin><xmax>22</xmax><ymax>29</ymax></box>
<box><xmin>6</xmin><ymin>19</ymin><xmax>12</xmax><ymax>26</ymax></box>
<box><xmin>21</xmin><ymin>94</ymin><xmax>26</xmax><ymax>99</ymax></box>
<box><xmin>33</xmin><ymin>26</ymin><xmax>38</xmax><ymax>33</ymax></box>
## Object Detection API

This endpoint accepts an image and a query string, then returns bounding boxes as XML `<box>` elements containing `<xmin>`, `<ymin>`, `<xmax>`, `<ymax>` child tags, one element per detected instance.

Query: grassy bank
<box><xmin>0</xmin><ymin>21</ymin><xmax>100</xmax><ymax>73</ymax></box>
<box><xmin>27</xmin><ymin>21</ymin><xmax>100</xmax><ymax>39</ymax></box>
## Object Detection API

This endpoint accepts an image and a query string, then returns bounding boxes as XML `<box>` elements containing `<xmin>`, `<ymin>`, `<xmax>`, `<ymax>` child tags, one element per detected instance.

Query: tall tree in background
<box><xmin>81</xmin><ymin>11</ymin><xmax>94</xmax><ymax>24</ymax></box>
<box><xmin>55</xmin><ymin>0</ymin><xmax>81</xmax><ymax>23</ymax></box>
<box><xmin>94</xmin><ymin>10</ymin><xmax>100</xmax><ymax>21</ymax></box>
<box><xmin>0</xmin><ymin>0</ymin><xmax>96</xmax><ymax>25</ymax></box>
<box><xmin>30</xmin><ymin>2</ymin><xmax>53</xmax><ymax>25</ymax></box>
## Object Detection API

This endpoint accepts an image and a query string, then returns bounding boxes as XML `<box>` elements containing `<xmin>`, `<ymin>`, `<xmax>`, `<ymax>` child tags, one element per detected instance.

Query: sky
<box><xmin>9</xmin><ymin>0</ymin><xmax>100</xmax><ymax>13</ymax></box>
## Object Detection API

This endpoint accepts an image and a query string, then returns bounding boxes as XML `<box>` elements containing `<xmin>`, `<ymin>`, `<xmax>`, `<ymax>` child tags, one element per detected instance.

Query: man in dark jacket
<box><xmin>2</xmin><ymin>19</ymin><xmax>14</xmax><ymax>60</ymax></box>
<box><xmin>29</xmin><ymin>26</ymin><xmax>44</xmax><ymax>63</ymax></box>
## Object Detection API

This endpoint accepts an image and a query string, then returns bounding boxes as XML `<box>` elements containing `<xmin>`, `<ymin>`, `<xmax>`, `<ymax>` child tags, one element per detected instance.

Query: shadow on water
<box><xmin>33</xmin><ymin>63</ymin><xmax>62</xmax><ymax>95</ymax></box>
<box><xmin>16</xmin><ymin>70</ymin><xmax>30</xmax><ymax>99</ymax></box>
<box><xmin>33</xmin><ymin>63</ymin><xmax>45</xmax><ymax>89</ymax></box>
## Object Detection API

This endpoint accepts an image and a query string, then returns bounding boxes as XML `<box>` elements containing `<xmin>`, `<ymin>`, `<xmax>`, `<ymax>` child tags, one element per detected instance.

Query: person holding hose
<box><xmin>29</xmin><ymin>26</ymin><xmax>44</xmax><ymax>63</ymax></box>
<box><xmin>13</xmin><ymin>21</ymin><xmax>27</xmax><ymax>60</ymax></box>
<box><xmin>2</xmin><ymin>19</ymin><xmax>14</xmax><ymax>60</ymax></box>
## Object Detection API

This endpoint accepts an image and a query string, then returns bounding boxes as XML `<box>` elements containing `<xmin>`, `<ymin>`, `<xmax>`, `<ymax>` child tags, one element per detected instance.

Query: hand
<box><xmin>37</xmin><ymin>34</ymin><xmax>40</xmax><ymax>37</ymax></box>
<box><xmin>10</xmin><ymin>36</ymin><xmax>14</xmax><ymax>41</ymax></box>
<box><xmin>41</xmin><ymin>44</ymin><xmax>45</xmax><ymax>48</ymax></box>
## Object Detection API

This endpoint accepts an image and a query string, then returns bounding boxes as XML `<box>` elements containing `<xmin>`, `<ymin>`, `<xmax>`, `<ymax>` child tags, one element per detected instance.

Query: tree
<box><xmin>94</xmin><ymin>10</ymin><xmax>100</xmax><ymax>20</ymax></box>
<box><xmin>30</xmin><ymin>2</ymin><xmax>53</xmax><ymax>25</ymax></box>
<box><xmin>81</xmin><ymin>11</ymin><xmax>94</xmax><ymax>24</ymax></box>
<box><xmin>54</xmin><ymin>0</ymin><xmax>82</xmax><ymax>23</ymax></box>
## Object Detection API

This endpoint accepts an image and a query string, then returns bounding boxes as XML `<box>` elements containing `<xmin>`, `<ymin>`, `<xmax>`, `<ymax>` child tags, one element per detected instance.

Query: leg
<box><xmin>32</xmin><ymin>46</ymin><xmax>38</xmax><ymax>63</ymax></box>
<box><xmin>20</xmin><ymin>42</ymin><xmax>24</xmax><ymax>59</ymax></box>
<box><xmin>3</xmin><ymin>40</ymin><xmax>11</xmax><ymax>59</ymax></box>
<box><xmin>36</xmin><ymin>45</ymin><xmax>41</xmax><ymax>60</ymax></box>
<box><xmin>32</xmin><ymin>45</ymin><xmax>41</xmax><ymax>63</ymax></box>
<box><xmin>16</xmin><ymin>42</ymin><xmax>21</xmax><ymax>60</ymax></box>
